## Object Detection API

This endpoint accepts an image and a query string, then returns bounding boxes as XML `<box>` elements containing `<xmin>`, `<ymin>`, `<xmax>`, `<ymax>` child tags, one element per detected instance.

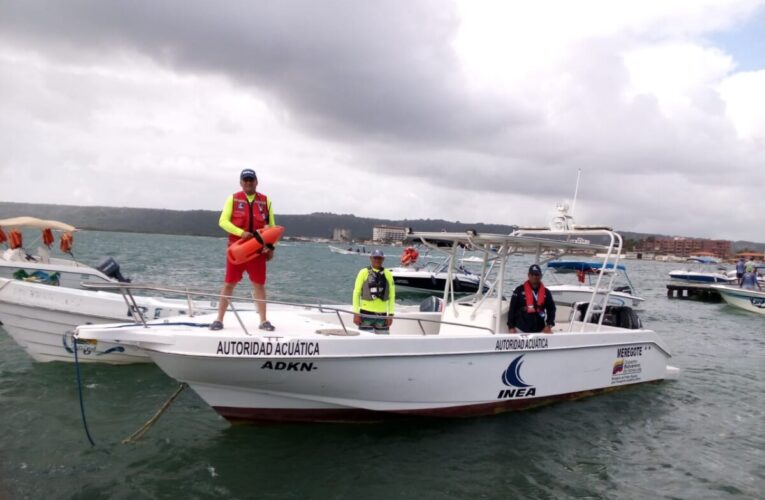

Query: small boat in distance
<box><xmin>329</xmin><ymin>245</ymin><xmax>369</xmax><ymax>255</ymax></box>
<box><xmin>668</xmin><ymin>269</ymin><xmax>735</xmax><ymax>284</ymax></box>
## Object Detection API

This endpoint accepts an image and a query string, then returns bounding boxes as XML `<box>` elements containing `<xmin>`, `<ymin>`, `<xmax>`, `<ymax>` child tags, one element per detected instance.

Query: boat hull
<box><xmin>547</xmin><ymin>286</ymin><xmax>643</xmax><ymax>308</ymax></box>
<box><xmin>0</xmin><ymin>278</ymin><xmax>220</xmax><ymax>364</ymax></box>
<box><xmin>714</xmin><ymin>286</ymin><xmax>765</xmax><ymax>315</ymax></box>
<box><xmin>134</xmin><ymin>330</ymin><xmax>672</xmax><ymax>422</ymax></box>
<box><xmin>668</xmin><ymin>272</ymin><xmax>734</xmax><ymax>284</ymax></box>
<box><xmin>392</xmin><ymin>274</ymin><xmax>482</xmax><ymax>294</ymax></box>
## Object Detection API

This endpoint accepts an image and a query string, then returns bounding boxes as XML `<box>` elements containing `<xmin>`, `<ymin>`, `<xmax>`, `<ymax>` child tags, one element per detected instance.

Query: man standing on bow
<box><xmin>352</xmin><ymin>250</ymin><xmax>396</xmax><ymax>334</ymax></box>
<box><xmin>507</xmin><ymin>264</ymin><xmax>556</xmax><ymax>334</ymax></box>
<box><xmin>210</xmin><ymin>169</ymin><xmax>275</xmax><ymax>331</ymax></box>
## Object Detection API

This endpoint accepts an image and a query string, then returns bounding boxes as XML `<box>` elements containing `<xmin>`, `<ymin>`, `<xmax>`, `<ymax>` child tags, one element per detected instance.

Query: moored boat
<box><xmin>75</xmin><ymin>228</ymin><xmax>678</xmax><ymax>422</ymax></box>
<box><xmin>710</xmin><ymin>285</ymin><xmax>765</xmax><ymax>315</ymax></box>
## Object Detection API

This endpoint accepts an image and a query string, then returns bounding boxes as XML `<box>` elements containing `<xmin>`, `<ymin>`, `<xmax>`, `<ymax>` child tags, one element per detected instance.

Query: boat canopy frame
<box><xmin>406</xmin><ymin>228</ymin><xmax>624</xmax><ymax>333</ymax></box>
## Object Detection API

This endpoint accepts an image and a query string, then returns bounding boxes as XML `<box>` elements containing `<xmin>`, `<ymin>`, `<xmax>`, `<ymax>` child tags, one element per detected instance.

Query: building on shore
<box><xmin>332</xmin><ymin>228</ymin><xmax>352</xmax><ymax>241</ymax></box>
<box><xmin>639</xmin><ymin>237</ymin><xmax>731</xmax><ymax>259</ymax></box>
<box><xmin>372</xmin><ymin>225</ymin><xmax>407</xmax><ymax>243</ymax></box>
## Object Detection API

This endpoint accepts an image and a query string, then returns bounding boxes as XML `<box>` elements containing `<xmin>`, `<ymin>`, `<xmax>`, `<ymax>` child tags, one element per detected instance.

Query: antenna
<box><xmin>570</xmin><ymin>169</ymin><xmax>582</xmax><ymax>217</ymax></box>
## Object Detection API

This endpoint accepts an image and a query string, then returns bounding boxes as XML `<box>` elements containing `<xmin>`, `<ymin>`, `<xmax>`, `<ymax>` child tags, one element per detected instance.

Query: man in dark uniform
<box><xmin>507</xmin><ymin>264</ymin><xmax>556</xmax><ymax>334</ymax></box>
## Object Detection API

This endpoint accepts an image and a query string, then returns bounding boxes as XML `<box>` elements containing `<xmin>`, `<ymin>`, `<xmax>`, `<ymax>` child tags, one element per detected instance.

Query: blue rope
<box><xmin>73</xmin><ymin>338</ymin><xmax>96</xmax><ymax>447</ymax></box>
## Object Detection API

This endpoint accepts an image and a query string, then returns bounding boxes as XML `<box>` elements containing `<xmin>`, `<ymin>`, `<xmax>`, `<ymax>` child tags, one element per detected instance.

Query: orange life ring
<box><xmin>60</xmin><ymin>232</ymin><xmax>74</xmax><ymax>253</ymax></box>
<box><xmin>42</xmin><ymin>228</ymin><xmax>55</xmax><ymax>247</ymax></box>
<box><xmin>227</xmin><ymin>225</ymin><xmax>285</xmax><ymax>265</ymax></box>
<box><xmin>8</xmin><ymin>230</ymin><xmax>22</xmax><ymax>250</ymax></box>
<box><xmin>0</xmin><ymin>227</ymin><xmax>6</xmax><ymax>245</ymax></box>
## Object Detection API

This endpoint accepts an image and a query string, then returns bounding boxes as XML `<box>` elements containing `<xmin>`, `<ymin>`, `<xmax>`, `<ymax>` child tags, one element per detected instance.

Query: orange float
<box><xmin>8</xmin><ymin>230</ymin><xmax>23</xmax><ymax>249</ymax></box>
<box><xmin>400</xmin><ymin>247</ymin><xmax>419</xmax><ymax>266</ymax></box>
<box><xmin>227</xmin><ymin>225</ymin><xmax>285</xmax><ymax>265</ymax></box>
<box><xmin>42</xmin><ymin>228</ymin><xmax>55</xmax><ymax>247</ymax></box>
<box><xmin>60</xmin><ymin>232</ymin><xmax>74</xmax><ymax>254</ymax></box>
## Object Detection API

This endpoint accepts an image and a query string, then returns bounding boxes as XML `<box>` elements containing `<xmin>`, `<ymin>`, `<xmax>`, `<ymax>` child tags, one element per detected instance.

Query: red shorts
<box><xmin>225</xmin><ymin>255</ymin><xmax>267</xmax><ymax>285</ymax></box>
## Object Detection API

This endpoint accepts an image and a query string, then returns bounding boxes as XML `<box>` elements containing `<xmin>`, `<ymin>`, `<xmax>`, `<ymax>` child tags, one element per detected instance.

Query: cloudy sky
<box><xmin>1</xmin><ymin>1</ymin><xmax>763</xmax><ymax>240</ymax></box>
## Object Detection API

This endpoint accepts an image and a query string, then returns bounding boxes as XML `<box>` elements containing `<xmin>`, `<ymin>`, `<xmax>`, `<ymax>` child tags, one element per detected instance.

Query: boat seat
<box><xmin>439</xmin><ymin>298</ymin><xmax>509</xmax><ymax>335</ymax></box>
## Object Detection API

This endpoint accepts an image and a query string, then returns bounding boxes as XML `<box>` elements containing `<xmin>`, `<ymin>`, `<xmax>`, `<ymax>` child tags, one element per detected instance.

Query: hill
<box><xmin>1</xmin><ymin>202</ymin><xmax>762</xmax><ymax>252</ymax></box>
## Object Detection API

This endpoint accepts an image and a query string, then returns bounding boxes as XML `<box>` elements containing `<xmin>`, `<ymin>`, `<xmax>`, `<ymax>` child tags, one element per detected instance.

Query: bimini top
<box><xmin>0</xmin><ymin>217</ymin><xmax>77</xmax><ymax>232</ymax></box>
<box><xmin>404</xmin><ymin>229</ymin><xmax>615</xmax><ymax>253</ymax></box>
<box><xmin>547</xmin><ymin>260</ymin><xmax>627</xmax><ymax>273</ymax></box>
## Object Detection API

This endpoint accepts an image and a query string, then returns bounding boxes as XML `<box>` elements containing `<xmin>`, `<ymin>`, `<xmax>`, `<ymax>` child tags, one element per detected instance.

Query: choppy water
<box><xmin>0</xmin><ymin>231</ymin><xmax>763</xmax><ymax>499</ymax></box>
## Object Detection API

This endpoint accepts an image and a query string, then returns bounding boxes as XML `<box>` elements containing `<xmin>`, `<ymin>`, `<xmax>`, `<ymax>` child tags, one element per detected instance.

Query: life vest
<box><xmin>523</xmin><ymin>281</ymin><xmax>546</xmax><ymax>315</ymax></box>
<box><xmin>42</xmin><ymin>228</ymin><xmax>54</xmax><ymax>247</ymax></box>
<box><xmin>8</xmin><ymin>230</ymin><xmax>22</xmax><ymax>250</ymax></box>
<box><xmin>60</xmin><ymin>232</ymin><xmax>74</xmax><ymax>253</ymax></box>
<box><xmin>361</xmin><ymin>267</ymin><xmax>390</xmax><ymax>301</ymax></box>
<box><xmin>228</xmin><ymin>191</ymin><xmax>270</xmax><ymax>245</ymax></box>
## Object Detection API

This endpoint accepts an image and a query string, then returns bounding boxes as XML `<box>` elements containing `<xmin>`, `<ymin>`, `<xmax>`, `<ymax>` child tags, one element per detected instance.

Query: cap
<box><xmin>371</xmin><ymin>250</ymin><xmax>385</xmax><ymax>258</ymax></box>
<box><xmin>528</xmin><ymin>264</ymin><xmax>542</xmax><ymax>275</ymax></box>
<box><xmin>240</xmin><ymin>169</ymin><xmax>257</xmax><ymax>180</ymax></box>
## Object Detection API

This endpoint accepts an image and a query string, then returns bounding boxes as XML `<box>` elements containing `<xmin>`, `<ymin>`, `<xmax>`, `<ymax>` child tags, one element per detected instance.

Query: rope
<box><xmin>73</xmin><ymin>339</ymin><xmax>96</xmax><ymax>447</ymax></box>
<box><xmin>122</xmin><ymin>383</ymin><xmax>188</xmax><ymax>444</ymax></box>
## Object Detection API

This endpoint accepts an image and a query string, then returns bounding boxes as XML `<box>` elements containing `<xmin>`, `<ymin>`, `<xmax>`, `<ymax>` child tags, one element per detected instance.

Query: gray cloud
<box><xmin>0</xmin><ymin>1</ymin><xmax>763</xmax><ymax>240</ymax></box>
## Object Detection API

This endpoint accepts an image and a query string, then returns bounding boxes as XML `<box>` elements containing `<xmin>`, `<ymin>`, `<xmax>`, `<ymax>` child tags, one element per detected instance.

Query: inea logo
<box><xmin>497</xmin><ymin>355</ymin><xmax>537</xmax><ymax>399</ymax></box>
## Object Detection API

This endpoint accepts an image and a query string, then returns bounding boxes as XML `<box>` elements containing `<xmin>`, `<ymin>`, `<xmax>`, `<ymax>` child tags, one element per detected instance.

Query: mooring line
<box><xmin>122</xmin><ymin>383</ymin><xmax>188</xmax><ymax>444</ymax></box>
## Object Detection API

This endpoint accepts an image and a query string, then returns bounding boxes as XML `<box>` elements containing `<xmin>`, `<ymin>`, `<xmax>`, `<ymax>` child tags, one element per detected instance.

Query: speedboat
<box><xmin>711</xmin><ymin>285</ymin><xmax>765</xmax><ymax>315</ymax></box>
<box><xmin>668</xmin><ymin>269</ymin><xmax>735</xmax><ymax>284</ymax></box>
<box><xmin>328</xmin><ymin>245</ymin><xmax>369</xmax><ymax>256</ymax></box>
<box><xmin>546</xmin><ymin>260</ymin><xmax>644</xmax><ymax>308</ymax></box>
<box><xmin>389</xmin><ymin>259</ymin><xmax>484</xmax><ymax>294</ymax></box>
<box><xmin>0</xmin><ymin>216</ymin><xmax>252</xmax><ymax>364</ymax></box>
<box><xmin>75</xmin><ymin>228</ymin><xmax>677</xmax><ymax>423</ymax></box>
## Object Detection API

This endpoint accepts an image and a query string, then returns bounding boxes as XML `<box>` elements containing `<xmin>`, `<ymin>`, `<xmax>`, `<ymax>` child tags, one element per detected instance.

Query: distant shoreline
<box><xmin>1</xmin><ymin>201</ymin><xmax>763</xmax><ymax>252</ymax></box>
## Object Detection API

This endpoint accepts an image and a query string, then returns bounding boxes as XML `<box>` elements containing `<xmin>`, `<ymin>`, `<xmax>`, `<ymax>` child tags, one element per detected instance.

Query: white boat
<box><xmin>76</xmin><ymin>228</ymin><xmax>677</xmax><ymax>423</ymax></box>
<box><xmin>668</xmin><ymin>269</ymin><xmax>735</xmax><ymax>284</ymax></box>
<box><xmin>390</xmin><ymin>259</ymin><xmax>484</xmax><ymax>294</ymax></box>
<box><xmin>328</xmin><ymin>245</ymin><xmax>369</xmax><ymax>256</ymax></box>
<box><xmin>545</xmin><ymin>260</ymin><xmax>644</xmax><ymax>308</ymax></box>
<box><xmin>711</xmin><ymin>285</ymin><xmax>765</xmax><ymax>315</ymax></box>
<box><xmin>0</xmin><ymin>216</ymin><xmax>254</xmax><ymax>364</ymax></box>
<box><xmin>0</xmin><ymin>217</ymin><xmax>121</xmax><ymax>289</ymax></box>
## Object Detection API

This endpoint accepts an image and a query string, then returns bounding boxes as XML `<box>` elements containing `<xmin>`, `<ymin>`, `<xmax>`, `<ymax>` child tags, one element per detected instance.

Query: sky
<box><xmin>0</xmin><ymin>0</ymin><xmax>764</xmax><ymax>240</ymax></box>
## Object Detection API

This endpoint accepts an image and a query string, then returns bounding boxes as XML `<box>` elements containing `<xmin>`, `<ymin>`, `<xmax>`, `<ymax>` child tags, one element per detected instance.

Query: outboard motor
<box><xmin>574</xmin><ymin>303</ymin><xmax>643</xmax><ymax>330</ymax></box>
<box><xmin>96</xmin><ymin>256</ymin><xmax>131</xmax><ymax>283</ymax></box>
<box><xmin>419</xmin><ymin>296</ymin><xmax>444</xmax><ymax>312</ymax></box>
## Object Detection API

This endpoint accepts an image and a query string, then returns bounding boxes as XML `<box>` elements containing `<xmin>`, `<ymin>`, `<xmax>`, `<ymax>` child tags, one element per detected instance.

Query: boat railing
<box><xmin>79</xmin><ymin>281</ymin><xmax>496</xmax><ymax>337</ymax></box>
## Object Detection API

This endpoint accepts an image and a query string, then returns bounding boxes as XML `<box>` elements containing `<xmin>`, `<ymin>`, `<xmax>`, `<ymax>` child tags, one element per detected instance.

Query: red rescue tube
<box><xmin>60</xmin><ymin>232</ymin><xmax>74</xmax><ymax>253</ymax></box>
<box><xmin>42</xmin><ymin>228</ymin><xmax>55</xmax><ymax>247</ymax></box>
<box><xmin>0</xmin><ymin>227</ymin><xmax>6</xmax><ymax>245</ymax></box>
<box><xmin>9</xmin><ymin>230</ymin><xmax>22</xmax><ymax>249</ymax></box>
<box><xmin>227</xmin><ymin>225</ymin><xmax>285</xmax><ymax>265</ymax></box>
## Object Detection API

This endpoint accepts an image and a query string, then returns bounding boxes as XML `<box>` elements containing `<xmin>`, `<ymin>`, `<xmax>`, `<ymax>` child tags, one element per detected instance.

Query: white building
<box><xmin>372</xmin><ymin>225</ymin><xmax>407</xmax><ymax>242</ymax></box>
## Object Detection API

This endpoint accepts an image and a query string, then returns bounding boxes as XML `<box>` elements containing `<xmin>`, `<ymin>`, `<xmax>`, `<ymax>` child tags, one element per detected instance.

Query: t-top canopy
<box><xmin>0</xmin><ymin>217</ymin><xmax>77</xmax><ymax>232</ymax></box>
<box><xmin>547</xmin><ymin>260</ymin><xmax>627</xmax><ymax>272</ymax></box>
<box><xmin>404</xmin><ymin>229</ymin><xmax>615</xmax><ymax>253</ymax></box>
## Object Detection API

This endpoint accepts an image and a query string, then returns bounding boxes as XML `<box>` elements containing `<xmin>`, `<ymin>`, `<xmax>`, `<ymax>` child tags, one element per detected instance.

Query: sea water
<box><xmin>0</xmin><ymin>231</ymin><xmax>762</xmax><ymax>499</ymax></box>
